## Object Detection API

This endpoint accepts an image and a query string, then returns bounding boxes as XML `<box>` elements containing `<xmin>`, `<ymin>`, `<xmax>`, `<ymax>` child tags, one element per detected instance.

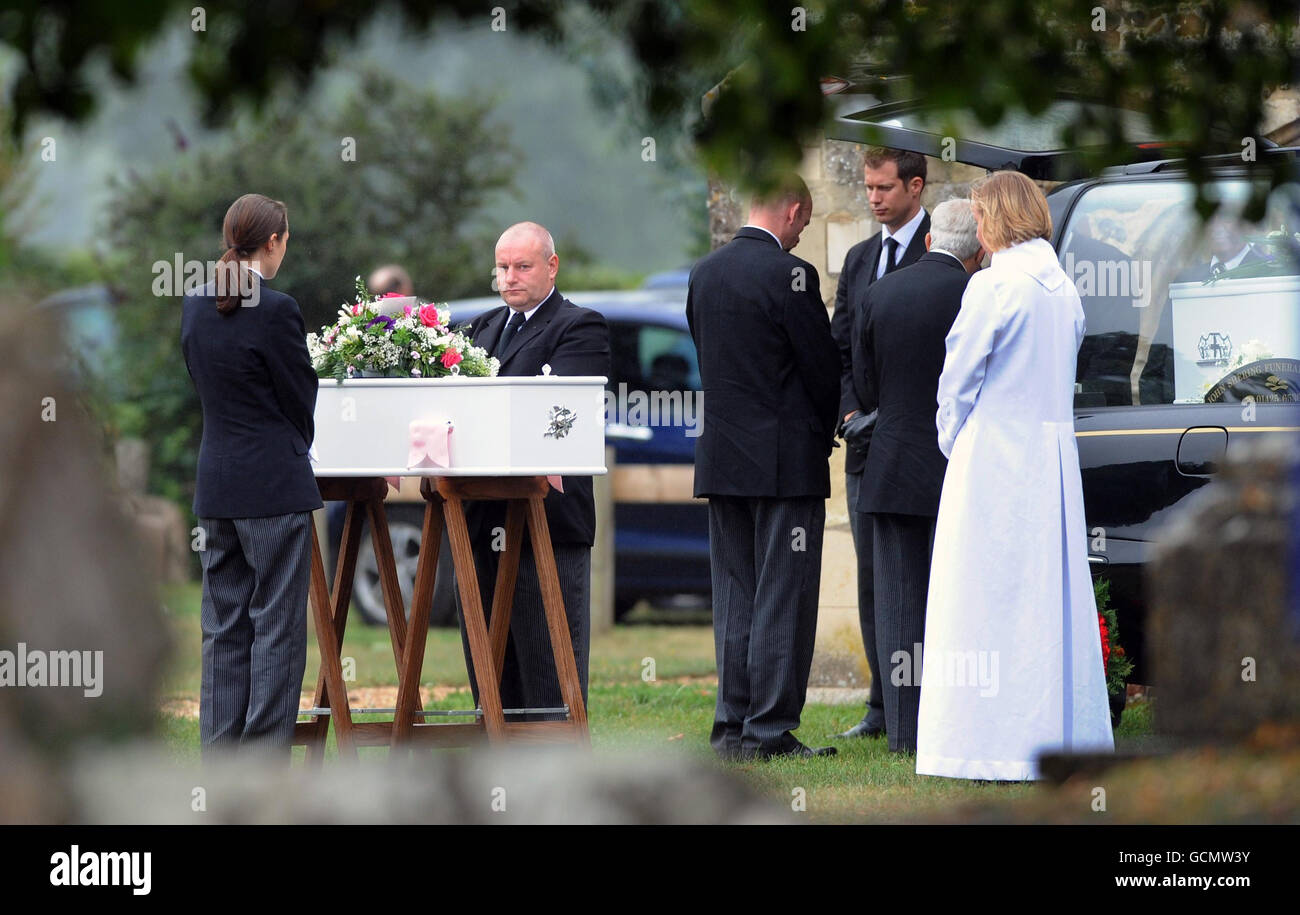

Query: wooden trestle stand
<box><xmin>293</xmin><ymin>475</ymin><xmax>589</xmax><ymax>763</ymax></box>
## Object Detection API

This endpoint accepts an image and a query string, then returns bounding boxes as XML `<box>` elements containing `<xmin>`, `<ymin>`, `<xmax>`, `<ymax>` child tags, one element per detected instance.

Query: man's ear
<box><xmin>910</xmin><ymin>177</ymin><xmax>925</xmax><ymax>197</ymax></box>
<box><xmin>924</xmin><ymin>232</ymin><xmax>932</xmax><ymax>251</ymax></box>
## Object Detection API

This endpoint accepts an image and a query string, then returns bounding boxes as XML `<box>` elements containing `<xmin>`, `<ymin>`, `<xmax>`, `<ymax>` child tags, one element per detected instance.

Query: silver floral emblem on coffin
<box><xmin>544</xmin><ymin>405</ymin><xmax>578</xmax><ymax>439</ymax></box>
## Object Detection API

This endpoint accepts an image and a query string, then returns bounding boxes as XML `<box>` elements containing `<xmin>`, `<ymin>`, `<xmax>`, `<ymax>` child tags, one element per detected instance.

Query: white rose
<box><xmin>1240</xmin><ymin>339</ymin><xmax>1272</xmax><ymax>364</ymax></box>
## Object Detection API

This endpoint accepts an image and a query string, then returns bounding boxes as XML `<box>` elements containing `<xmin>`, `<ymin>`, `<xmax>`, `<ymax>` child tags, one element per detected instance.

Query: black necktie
<box><xmin>882</xmin><ymin>237</ymin><xmax>900</xmax><ymax>276</ymax></box>
<box><xmin>496</xmin><ymin>311</ymin><xmax>525</xmax><ymax>357</ymax></box>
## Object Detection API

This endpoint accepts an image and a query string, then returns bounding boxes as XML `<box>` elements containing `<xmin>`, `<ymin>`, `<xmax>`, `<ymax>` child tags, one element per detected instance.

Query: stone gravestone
<box><xmin>1146</xmin><ymin>432</ymin><xmax>1300</xmax><ymax>743</ymax></box>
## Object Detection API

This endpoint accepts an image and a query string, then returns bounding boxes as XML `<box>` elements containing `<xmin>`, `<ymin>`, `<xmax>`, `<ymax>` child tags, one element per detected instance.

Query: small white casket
<box><xmin>1168</xmin><ymin>275</ymin><xmax>1300</xmax><ymax>402</ymax></box>
<box><xmin>311</xmin><ymin>376</ymin><xmax>608</xmax><ymax>477</ymax></box>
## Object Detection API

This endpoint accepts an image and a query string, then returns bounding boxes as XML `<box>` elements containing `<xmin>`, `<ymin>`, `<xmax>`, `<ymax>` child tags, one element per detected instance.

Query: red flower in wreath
<box><xmin>1098</xmin><ymin>612</ymin><xmax>1110</xmax><ymax>674</ymax></box>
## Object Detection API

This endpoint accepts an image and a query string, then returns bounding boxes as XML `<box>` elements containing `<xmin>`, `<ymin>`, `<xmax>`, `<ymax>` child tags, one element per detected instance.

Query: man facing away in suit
<box><xmin>830</xmin><ymin>147</ymin><xmax>930</xmax><ymax>740</ymax></box>
<box><xmin>457</xmin><ymin>222</ymin><xmax>610</xmax><ymax>721</ymax></box>
<box><xmin>852</xmin><ymin>198</ymin><xmax>983</xmax><ymax>753</ymax></box>
<box><xmin>687</xmin><ymin>175</ymin><xmax>841</xmax><ymax>761</ymax></box>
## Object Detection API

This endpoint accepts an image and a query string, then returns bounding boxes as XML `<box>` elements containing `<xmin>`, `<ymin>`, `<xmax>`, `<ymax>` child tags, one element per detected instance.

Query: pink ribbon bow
<box><xmin>386</xmin><ymin>417</ymin><xmax>453</xmax><ymax>491</ymax></box>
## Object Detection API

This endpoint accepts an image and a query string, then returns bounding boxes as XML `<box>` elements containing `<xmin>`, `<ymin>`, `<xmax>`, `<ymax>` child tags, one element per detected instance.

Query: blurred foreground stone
<box><xmin>1146</xmin><ymin>431</ymin><xmax>1300</xmax><ymax>743</ymax></box>
<box><xmin>115</xmin><ymin>437</ymin><xmax>191</xmax><ymax>585</ymax></box>
<box><xmin>66</xmin><ymin>743</ymin><xmax>785</xmax><ymax>825</ymax></box>
<box><xmin>928</xmin><ymin>742</ymin><xmax>1300</xmax><ymax>824</ymax></box>
<box><xmin>0</xmin><ymin>306</ymin><xmax>171</xmax><ymax>821</ymax></box>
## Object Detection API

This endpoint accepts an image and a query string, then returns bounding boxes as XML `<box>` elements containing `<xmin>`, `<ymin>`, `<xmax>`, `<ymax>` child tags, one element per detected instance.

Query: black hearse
<box><xmin>828</xmin><ymin>94</ymin><xmax>1300</xmax><ymax>693</ymax></box>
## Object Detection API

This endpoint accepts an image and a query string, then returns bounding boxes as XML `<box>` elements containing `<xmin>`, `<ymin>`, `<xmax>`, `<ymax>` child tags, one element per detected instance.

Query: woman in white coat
<box><xmin>915</xmin><ymin>171</ymin><xmax>1114</xmax><ymax>781</ymax></box>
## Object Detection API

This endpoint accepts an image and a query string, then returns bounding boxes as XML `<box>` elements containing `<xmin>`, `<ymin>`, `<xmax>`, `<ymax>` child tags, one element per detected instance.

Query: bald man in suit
<box><xmin>457</xmin><ymin>222</ymin><xmax>610</xmax><ymax>722</ymax></box>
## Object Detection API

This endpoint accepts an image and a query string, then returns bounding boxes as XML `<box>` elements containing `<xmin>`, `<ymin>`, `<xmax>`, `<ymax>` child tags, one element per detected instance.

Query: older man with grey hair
<box><xmin>845</xmin><ymin>197</ymin><xmax>983</xmax><ymax>755</ymax></box>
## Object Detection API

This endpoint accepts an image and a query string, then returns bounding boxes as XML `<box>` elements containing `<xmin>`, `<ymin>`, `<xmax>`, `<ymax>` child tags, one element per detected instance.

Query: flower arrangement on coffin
<box><xmin>307</xmin><ymin>276</ymin><xmax>499</xmax><ymax>381</ymax></box>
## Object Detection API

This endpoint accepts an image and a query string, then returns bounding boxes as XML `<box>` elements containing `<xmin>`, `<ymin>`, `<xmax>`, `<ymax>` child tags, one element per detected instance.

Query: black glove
<box><xmin>840</xmin><ymin>409</ymin><xmax>877</xmax><ymax>457</ymax></box>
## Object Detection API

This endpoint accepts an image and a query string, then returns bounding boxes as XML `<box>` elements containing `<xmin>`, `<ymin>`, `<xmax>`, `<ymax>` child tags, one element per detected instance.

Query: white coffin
<box><xmin>1168</xmin><ymin>276</ymin><xmax>1300</xmax><ymax>402</ymax></box>
<box><xmin>311</xmin><ymin>376</ymin><xmax>608</xmax><ymax>476</ymax></box>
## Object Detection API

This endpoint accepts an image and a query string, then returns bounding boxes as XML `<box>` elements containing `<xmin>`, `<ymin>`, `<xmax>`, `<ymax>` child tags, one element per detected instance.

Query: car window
<box><xmin>608</xmin><ymin>321</ymin><xmax>701</xmax><ymax>394</ymax></box>
<box><xmin>1062</xmin><ymin>178</ymin><xmax>1300</xmax><ymax>406</ymax></box>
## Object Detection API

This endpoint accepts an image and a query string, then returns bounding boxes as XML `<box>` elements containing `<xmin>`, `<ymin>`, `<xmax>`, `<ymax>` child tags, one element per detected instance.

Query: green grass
<box><xmin>161</xmin><ymin>582</ymin><xmax>719</xmax><ymax>698</ymax></box>
<box><xmin>157</xmin><ymin>581</ymin><xmax>1157</xmax><ymax>821</ymax></box>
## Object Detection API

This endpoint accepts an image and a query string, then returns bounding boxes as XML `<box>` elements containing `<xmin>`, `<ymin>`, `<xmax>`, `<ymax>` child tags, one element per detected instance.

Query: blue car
<box><xmin>327</xmin><ymin>288</ymin><xmax>712</xmax><ymax>626</ymax></box>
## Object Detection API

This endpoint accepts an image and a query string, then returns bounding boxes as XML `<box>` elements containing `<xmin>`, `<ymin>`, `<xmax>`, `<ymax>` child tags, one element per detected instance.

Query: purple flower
<box><xmin>365</xmin><ymin>315</ymin><xmax>395</xmax><ymax>332</ymax></box>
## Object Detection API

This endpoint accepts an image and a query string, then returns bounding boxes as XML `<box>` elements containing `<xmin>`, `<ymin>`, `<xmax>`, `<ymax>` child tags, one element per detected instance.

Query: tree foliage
<box><xmin>102</xmin><ymin>70</ymin><xmax>517</xmax><ymax>503</ymax></box>
<box><xmin>4</xmin><ymin>1</ymin><xmax>1299</xmax><ymax>204</ymax></box>
<box><xmin>6</xmin><ymin>0</ymin><xmax>1300</xmax><ymax>500</ymax></box>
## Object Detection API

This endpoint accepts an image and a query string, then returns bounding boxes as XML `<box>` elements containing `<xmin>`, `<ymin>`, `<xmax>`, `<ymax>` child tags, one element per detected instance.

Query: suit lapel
<box><xmin>902</xmin><ymin>211</ymin><xmax>931</xmax><ymax>265</ymax></box>
<box><xmin>498</xmin><ymin>288</ymin><xmax>561</xmax><ymax>370</ymax></box>
<box><xmin>862</xmin><ymin>235</ymin><xmax>884</xmax><ymax>289</ymax></box>
<box><xmin>478</xmin><ymin>308</ymin><xmax>511</xmax><ymax>358</ymax></box>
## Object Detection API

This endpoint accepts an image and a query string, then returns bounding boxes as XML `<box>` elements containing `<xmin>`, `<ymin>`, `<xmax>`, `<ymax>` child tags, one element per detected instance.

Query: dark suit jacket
<box><xmin>463</xmin><ymin>288</ymin><xmax>610</xmax><ymax>547</ymax></box>
<box><xmin>831</xmin><ymin>210</ymin><xmax>930</xmax><ymax>474</ymax></box>
<box><xmin>855</xmin><ymin>250</ymin><xmax>970</xmax><ymax>517</ymax></box>
<box><xmin>687</xmin><ymin>227</ymin><xmax>839</xmax><ymax>499</ymax></box>
<box><xmin>181</xmin><ymin>276</ymin><xmax>324</xmax><ymax>519</ymax></box>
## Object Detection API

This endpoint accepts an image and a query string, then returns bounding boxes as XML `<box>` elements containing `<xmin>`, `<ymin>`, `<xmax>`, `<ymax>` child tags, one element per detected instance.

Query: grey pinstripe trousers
<box><xmin>456</xmin><ymin>542</ymin><xmax>591</xmax><ymax>722</ymax></box>
<box><xmin>707</xmin><ymin>496</ymin><xmax>825</xmax><ymax>755</ymax></box>
<box><xmin>845</xmin><ymin>470</ymin><xmax>885</xmax><ymax>730</ymax></box>
<box><xmin>871</xmin><ymin>512</ymin><xmax>936</xmax><ymax>754</ymax></box>
<box><xmin>198</xmin><ymin>512</ymin><xmax>312</xmax><ymax>757</ymax></box>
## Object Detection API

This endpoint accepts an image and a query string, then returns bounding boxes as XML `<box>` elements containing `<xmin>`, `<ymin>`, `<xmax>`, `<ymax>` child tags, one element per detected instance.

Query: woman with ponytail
<box><xmin>180</xmin><ymin>193</ymin><xmax>322</xmax><ymax>758</ymax></box>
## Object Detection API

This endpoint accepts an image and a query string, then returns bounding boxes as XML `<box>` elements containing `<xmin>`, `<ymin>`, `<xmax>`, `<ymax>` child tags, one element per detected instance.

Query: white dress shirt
<box><xmin>877</xmin><ymin>207</ymin><xmax>928</xmax><ymax>279</ymax></box>
<box><xmin>741</xmin><ymin>224</ymin><xmax>783</xmax><ymax>249</ymax></box>
<box><xmin>1211</xmin><ymin>245</ymin><xmax>1253</xmax><ymax>273</ymax></box>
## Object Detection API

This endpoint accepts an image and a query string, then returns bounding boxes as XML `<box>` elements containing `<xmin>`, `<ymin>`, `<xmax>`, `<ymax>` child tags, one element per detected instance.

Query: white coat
<box><xmin>915</xmin><ymin>236</ymin><xmax>1114</xmax><ymax>781</ymax></box>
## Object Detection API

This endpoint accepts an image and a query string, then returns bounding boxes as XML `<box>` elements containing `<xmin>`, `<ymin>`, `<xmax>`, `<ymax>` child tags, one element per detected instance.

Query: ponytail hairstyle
<box><xmin>215</xmin><ymin>193</ymin><xmax>288</xmax><ymax>314</ymax></box>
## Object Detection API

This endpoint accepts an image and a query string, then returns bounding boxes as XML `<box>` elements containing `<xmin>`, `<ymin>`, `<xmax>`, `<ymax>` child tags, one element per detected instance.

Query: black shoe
<box><xmin>836</xmin><ymin>719</ymin><xmax>885</xmax><ymax>739</ymax></box>
<box><xmin>744</xmin><ymin>741</ymin><xmax>838</xmax><ymax>761</ymax></box>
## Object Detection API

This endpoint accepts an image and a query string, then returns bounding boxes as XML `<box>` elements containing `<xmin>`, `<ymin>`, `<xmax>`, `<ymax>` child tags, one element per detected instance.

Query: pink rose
<box><xmin>351</xmin><ymin>303</ymin><xmax>363</xmax><ymax>315</ymax></box>
<box><xmin>403</xmin><ymin>304</ymin><xmax>413</xmax><ymax>317</ymax></box>
<box><xmin>380</xmin><ymin>292</ymin><xmax>404</xmax><ymax>298</ymax></box>
<box><xmin>441</xmin><ymin>348</ymin><xmax>462</xmax><ymax>369</ymax></box>
<box><xmin>418</xmin><ymin>303</ymin><xmax>441</xmax><ymax>328</ymax></box>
